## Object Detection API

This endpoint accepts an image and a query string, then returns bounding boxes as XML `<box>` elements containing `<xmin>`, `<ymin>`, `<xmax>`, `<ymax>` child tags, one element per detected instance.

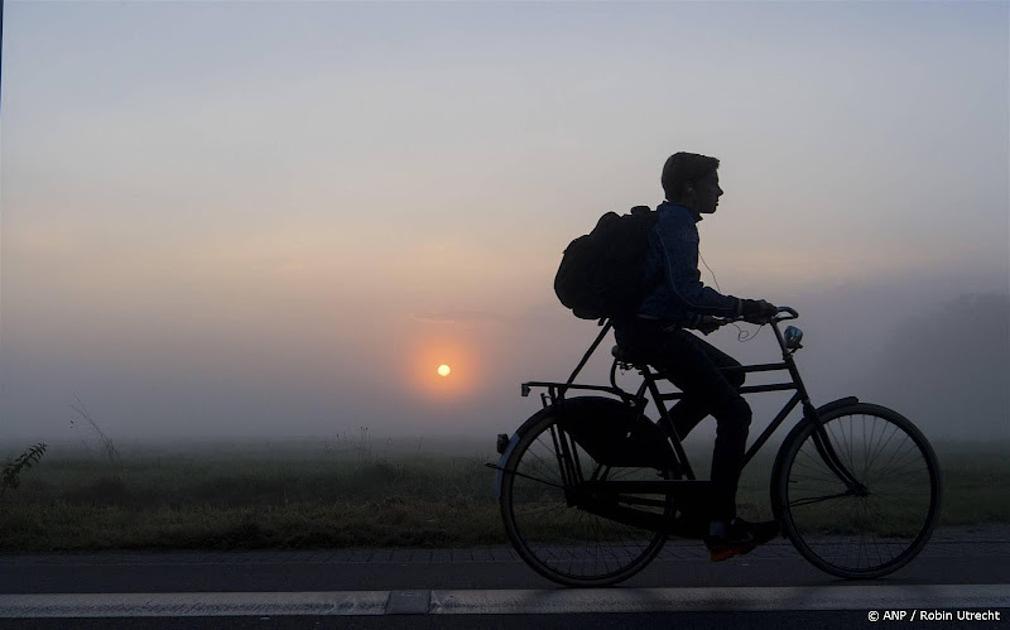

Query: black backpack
<box><xmin>553</xmin><ymin>205</ymin><xmax>658</xmax><ymax>320</ymax></box>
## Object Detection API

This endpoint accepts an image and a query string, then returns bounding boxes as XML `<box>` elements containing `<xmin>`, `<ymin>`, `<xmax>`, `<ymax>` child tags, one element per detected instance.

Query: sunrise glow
<box><xmin>437</xmin><ymin>364</ymin><xmax>451</xmax><ymax>377</ymax></box>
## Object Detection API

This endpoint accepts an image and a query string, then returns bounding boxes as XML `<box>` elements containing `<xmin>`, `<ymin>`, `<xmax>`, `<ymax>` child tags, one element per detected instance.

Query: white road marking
<box><xmin>0</xmin><ymin>584</ymin><xmax>1006</xmax><ymax>618</ymax></box>
<box><xmin>0</xmin><ymin>591</ymin><xmax>388</xmax><ymax>618</ymax></box>
<box><xmin>430</xmin><ymin>584</ymin><xmax>1010</xmax><ymax>615</ymax></box>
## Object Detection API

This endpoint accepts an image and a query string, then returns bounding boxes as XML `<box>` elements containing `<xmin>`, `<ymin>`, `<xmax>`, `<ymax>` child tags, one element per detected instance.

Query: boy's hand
<box><xmin>740</xmin><ymin>299</ymin><xmax>778</xmax><ymax>324</ymax></box>
<box><xmin>696</xmin><ymin>315</ymin><xmax>724</xmax><ymax>335</ymax></box>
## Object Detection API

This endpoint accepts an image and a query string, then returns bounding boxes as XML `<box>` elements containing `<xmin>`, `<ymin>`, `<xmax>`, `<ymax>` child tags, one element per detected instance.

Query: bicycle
<box><xmin>488</xmin><ymin>306</ymin><xmax>942</xmax><ymax>587</ymax></box>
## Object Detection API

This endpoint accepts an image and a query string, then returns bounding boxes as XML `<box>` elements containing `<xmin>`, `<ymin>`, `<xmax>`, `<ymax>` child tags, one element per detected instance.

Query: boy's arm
<box><xmin>654</xmin><ymin>212</ymin><xmax>742</xmax><ymax>319</ymax></box>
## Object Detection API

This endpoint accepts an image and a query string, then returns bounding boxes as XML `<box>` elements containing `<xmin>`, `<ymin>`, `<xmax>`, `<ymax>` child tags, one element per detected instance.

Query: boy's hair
<box><xmin>661</xmin><ymin>152</ymin><xmax>720</xmax><ymax>200</ymax></box>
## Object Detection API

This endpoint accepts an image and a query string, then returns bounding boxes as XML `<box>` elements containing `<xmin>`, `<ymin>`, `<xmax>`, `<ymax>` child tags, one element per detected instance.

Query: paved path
<box><xmin>1</xmin><ymin>526</ymin><xmax>1007</xmax><ymax>627</ymax></box>
<box><xmin>2</xmin><ymin>525</ymin><xmax>1008</xmax><ymax>593</ymax></box>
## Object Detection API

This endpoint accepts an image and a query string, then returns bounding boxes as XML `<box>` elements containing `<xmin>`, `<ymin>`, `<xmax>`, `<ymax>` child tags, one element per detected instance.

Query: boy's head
<box><xmin>661</xmin><ymin>152</ymin><xmax>723</xmax><ymax>214</ymax></box>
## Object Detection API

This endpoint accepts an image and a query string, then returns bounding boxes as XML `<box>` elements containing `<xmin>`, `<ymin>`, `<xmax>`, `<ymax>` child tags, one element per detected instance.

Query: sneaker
<box><xmin>703</xmin><ymin>517</ymin><xmax>779</xmax><ymax>562</ymax></box>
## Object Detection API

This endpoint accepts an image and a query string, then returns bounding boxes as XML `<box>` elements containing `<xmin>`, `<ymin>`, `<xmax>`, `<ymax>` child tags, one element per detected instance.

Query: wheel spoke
<box><xmin>789</xmin><ymin>490</ymin><xmax>855</xmax><ymax>507</ymax></box>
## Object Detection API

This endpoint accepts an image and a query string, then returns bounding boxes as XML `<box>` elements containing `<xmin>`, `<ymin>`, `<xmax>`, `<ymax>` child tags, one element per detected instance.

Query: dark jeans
<box><xmin>614</xmin><ymin>318</ymin><xmax>751</xmax><ymax>521</ymax></box>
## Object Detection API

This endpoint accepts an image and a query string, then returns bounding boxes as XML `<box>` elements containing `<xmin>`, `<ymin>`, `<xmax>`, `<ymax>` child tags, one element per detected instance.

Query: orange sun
<box><xmin>406</xmin><ymin>338</ymin><xmax>475</xmax><ymax>400</ymax></box>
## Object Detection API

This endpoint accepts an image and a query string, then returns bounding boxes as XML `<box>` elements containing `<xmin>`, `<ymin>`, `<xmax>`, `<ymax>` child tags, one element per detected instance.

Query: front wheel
<box><xmin>773</xmin><ymin>403</ymin><xmax>942</xmax><ymax>579</ymax></box>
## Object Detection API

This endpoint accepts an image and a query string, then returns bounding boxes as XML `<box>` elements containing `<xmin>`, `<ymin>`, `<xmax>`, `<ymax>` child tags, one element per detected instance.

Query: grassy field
<box><xmin>0</xmin><ymin>437</ymin><xmax>1007</xmax><ymax>551</ymax></box>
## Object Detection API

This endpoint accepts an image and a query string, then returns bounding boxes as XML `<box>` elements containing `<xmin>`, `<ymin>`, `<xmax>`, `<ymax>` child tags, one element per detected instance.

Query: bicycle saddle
<box><xmin>611</xmin><ymin>344</ymin><xmax>649</xmax><ymax>367</ymax></box>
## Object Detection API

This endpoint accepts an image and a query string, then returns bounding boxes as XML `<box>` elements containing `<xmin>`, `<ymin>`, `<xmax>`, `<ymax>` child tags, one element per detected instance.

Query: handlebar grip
<box><xmin>775</xmin><ymin>306</ymin><xmax>799</xmax><ymax>320</ymax></box>
<box><xmin>716</xmin><ymin>306</ymin><xmax>797</xmax><ymax>324</ymax></box>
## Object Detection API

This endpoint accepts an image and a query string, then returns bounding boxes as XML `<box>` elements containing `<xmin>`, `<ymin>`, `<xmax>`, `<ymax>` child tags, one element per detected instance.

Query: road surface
<box><xmin>1</xmin><ymin>525</ymin><xmax>1007</xmax><ymax>628</ymax></box>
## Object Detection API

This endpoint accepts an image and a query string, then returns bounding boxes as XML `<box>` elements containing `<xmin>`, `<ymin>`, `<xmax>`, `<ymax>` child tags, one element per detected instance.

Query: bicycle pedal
<box><xmin>667</xmin><ymin>517</ymin><xmax>706</xmax><ymax>539</ymax></box>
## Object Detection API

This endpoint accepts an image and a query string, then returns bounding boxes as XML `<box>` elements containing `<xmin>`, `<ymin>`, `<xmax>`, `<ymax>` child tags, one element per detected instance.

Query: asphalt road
<box><xmin>1</xmin><ymin>525</ymin><xmax>1008</xmax><ymax>629</ymax></box>
<box><xmin>3</xmin><ymin>525</ymin><xmax>1009</xmax><ymax>593</ymax></box>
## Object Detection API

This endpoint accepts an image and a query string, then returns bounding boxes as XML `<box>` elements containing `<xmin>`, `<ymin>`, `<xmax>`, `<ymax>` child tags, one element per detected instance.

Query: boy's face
<box><xmin>693</xmin><ymin>170</ymin><xmax>724</xmax><ymax>215</ymax></box>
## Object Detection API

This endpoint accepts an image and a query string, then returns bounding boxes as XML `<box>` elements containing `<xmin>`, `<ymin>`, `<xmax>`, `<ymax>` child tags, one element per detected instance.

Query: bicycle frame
<box><xmin>513</xmin><ymin>313</ymin><xmax>866</xmax><ymax>523</ymax></box>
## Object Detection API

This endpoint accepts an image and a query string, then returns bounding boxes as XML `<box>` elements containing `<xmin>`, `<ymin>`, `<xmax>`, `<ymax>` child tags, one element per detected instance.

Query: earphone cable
<box><xmin>699</xmin><ymin>249</ymin><xmax>763</xmax><ymax>342</ymax></box>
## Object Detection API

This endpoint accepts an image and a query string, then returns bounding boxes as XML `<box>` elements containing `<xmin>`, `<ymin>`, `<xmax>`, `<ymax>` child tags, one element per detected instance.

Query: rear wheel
<box><xmin>500</xmin><ymin>405</ymin><xmax>679</xmax><ymax>587</ymax></box>
<box><xmin>773</xmin><ymin>403</ymin><xmax>942</xmax><ymax>578</ymax></box>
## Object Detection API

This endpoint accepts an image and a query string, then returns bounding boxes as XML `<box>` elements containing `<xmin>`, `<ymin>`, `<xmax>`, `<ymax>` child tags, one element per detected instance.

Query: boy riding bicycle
<box><xmin>613</xmin><ymin>152</ymin><xmax>780</xmax><ymax>561</ymax></box>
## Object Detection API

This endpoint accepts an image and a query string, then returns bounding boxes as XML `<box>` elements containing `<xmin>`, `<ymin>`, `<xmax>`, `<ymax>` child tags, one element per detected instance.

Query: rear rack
<box><xmin>520</xmin><ymin>380</ymin><xmax>643</xmax><ymax>407</ymax></box>
<box><xmin>520</xmin><ymin>317</ymin><xmax>647</xmax><ymax>408</ymax></box>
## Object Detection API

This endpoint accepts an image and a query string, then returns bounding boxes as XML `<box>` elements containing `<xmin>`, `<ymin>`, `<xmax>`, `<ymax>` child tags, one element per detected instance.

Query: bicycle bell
<box><xmin>784</xmin><ymin>325</ymin><xmax>804</xmax><ymax>350</ymax></box>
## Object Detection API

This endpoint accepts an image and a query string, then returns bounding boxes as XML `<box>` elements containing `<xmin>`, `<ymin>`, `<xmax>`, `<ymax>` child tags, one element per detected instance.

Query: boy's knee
<box><xmin>728</xmin><ymin>368</ymin><xmax>745</xmax><ymax>389</ymax></box>
<box><xmin>715</xmin><ymin>395</ymin><xmax>755</xmax><ymax>430</ymax></box>
<box><xmin>722</xmin><ymin>398</ymin><xmax>752</xmax><ymax>428</ymax></box>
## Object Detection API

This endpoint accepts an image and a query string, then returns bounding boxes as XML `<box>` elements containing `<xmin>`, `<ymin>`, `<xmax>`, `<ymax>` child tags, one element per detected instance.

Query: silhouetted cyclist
<box><xmin>613</xmin><ymin>152</ymin><xmax>780</xmax><ymax>562</ymax></box>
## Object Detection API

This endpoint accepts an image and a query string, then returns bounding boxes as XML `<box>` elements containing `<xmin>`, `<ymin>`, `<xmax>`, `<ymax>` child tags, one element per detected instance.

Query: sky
<box><xmin>1</xmin><ymin>1</ymin><xmax>1008</xmax><ymax>445</ymax></box>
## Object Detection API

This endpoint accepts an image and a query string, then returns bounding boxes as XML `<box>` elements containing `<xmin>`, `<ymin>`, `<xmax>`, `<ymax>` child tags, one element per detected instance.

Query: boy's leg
<box><xmin>659</xmin><ymin>331</ymin><xmax>746</xmax><ymax>440</ymax></box>
<box><xmin>639</xmin><ymin>328</ymin><xmax>752</xmax><ymax>523</ymax></box>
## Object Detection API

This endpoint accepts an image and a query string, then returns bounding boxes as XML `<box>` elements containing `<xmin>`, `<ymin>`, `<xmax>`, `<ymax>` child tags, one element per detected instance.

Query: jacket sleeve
<box><xmin>654</xmin><ymin>212</ymin><xmax>741</xmax><ymax>319</ymax></box>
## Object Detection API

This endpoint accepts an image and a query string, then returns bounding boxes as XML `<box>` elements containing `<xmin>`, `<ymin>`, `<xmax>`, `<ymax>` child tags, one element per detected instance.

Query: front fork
<box><xmin>778</xmin><ymin>313</ymin><xmax>867</xmax><ymax>496</ymax></box>
<box><xmin>804</xmin><ymin>403</ymin><xmax>868</xmax><ymax>495</ymax></box>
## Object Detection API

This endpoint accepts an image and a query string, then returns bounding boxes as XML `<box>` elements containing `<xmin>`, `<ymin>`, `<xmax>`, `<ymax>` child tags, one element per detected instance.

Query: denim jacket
<box><xmin>636</xmin><ymin>201</ymin><xmax>741</xmax><ymax>326</ymax></box>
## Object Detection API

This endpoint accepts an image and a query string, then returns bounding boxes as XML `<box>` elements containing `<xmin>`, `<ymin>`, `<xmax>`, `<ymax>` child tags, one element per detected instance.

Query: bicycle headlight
<box><xmin>784</xmin><ymin>325</ymin><xmax>804</xmax><ymax>350</ymax></box>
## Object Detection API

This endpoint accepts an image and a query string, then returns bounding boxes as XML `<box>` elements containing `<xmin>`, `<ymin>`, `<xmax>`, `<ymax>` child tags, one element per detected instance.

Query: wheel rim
<box><xmin>783</xmin><ymin>410</ymin><xmax>939</xmax><ymax>576</ymax></box>
<box><xmin>504</xmin><ymin>418</ymin><xmax>673</xmax><ymax>584</ymax></box>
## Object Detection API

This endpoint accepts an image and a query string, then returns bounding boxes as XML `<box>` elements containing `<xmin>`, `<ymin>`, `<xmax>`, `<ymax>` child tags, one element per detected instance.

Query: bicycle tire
<box><xmin>500</xmin><ymin>399</ymin><xmax>679</xmax><ymax>587</ymax></box>
<box><xmin>772</xmin><ymin>402</ymin><xmax>942</xmax><ymax>579</ymax></box>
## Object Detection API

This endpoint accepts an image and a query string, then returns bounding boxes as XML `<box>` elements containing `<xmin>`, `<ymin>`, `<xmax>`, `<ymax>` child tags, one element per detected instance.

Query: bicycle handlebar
<box><xmin>713</xmin><ymin>305</ymin><xmax>798</xmax><ymax>326</ymax></box>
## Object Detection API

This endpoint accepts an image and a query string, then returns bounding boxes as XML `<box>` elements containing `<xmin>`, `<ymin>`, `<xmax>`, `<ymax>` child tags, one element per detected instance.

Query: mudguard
<box><xmin>805</xmin><ymin>396</ymin><xmax>860</xmax><ymax>423</ymax></box>
<box><xmin>493</xmin><ymin>404</ymin><xmax>559</xmax><ymax>499</ymax></box>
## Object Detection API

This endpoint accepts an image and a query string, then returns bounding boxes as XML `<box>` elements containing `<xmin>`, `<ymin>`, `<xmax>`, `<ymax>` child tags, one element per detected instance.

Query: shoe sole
<box><xmin>704</xmin><ymin>522</ymin><xmax>780</xmax><ymax>561</ymax></box>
